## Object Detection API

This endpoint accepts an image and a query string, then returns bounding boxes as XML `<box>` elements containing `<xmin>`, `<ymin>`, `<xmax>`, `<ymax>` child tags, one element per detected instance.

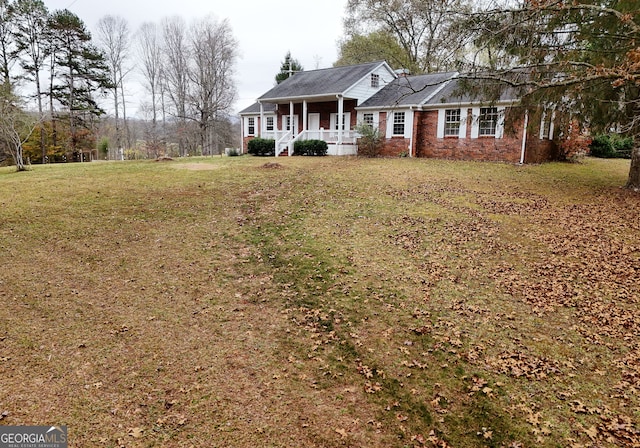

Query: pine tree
<box><xmin>13</xmin><ymin>0</ymin><xmax>50</xmax><ymax>162</ymax></box>
<box><xmin>464</xmin><ymin>0</ymin><xmax>640</xmax><ymax>189</ymax></box>
<box><xmin>275</xmin><ymin>51</ymin><xmax>303</xmax><ymax>84</ymax></box>
<box><xmin>48</xmin><ymin>9</ymin><xmax>111</xmax><ymax>158</ymax></box>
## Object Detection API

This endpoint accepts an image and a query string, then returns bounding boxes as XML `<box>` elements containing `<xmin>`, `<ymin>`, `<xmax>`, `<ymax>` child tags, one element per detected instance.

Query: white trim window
<box><xmin>266</xmin><ymin>116</ymin><xmax>274</xmax><ymax>132</ymax></box>
<box><xmin>471</xmin><ymin>106</ymin><xmax>505</xmax><ymax>139</ymax></box>
<box><xmin>444</xmin><ymin>109</ymin><xmax>461</xmax><ymax>137</ymax></box>
<box><xmin>247</xmin><ymin>117</ymin><xmax>256</xmax><ymax>136</ymax></box>
<box><xmin>363</xmin><ymin>113</ymin><xmax>374</xmax><ymax>126</ymax></box>
<box><xmin>479</xmin><ymin>107</ymin><xmax>499</xmax><ymax>136</ymax></box>
<box><xmin>371</xmin><ymin>73</ymin><xmax>380</xmax><ymax>88</ymax></box>
<box><xmin>393</xmin><ymin>111</ymin><xmax>405</xmax><ymax>136</ymax></box>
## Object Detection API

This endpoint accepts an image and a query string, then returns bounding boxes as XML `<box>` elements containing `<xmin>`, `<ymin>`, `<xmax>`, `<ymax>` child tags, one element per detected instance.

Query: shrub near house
<box><xmin>247</xmin><ymin>138</ymin><xmax>275</xmax><ymax>157</ymax></box>
<box><xmin>293</xmin><ymin>140</ymin><xmax>328</xmax><ymax>156</ymax></box>
<box><xmin>590</xmin><ymin>134</ymin><xmax>634</xmax><ymax>159</ymax></box>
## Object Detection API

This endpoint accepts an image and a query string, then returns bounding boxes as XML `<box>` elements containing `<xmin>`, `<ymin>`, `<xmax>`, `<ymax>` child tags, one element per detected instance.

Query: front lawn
<box><xmin>0</xmin><ymin>156</ymin><xmax>637</xmax><ymax>447</ymax></box>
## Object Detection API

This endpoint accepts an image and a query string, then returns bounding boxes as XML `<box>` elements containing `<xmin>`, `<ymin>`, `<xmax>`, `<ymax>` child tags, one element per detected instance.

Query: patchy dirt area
<box><xmin>261</xmin><ymin>162</ymin><xmax>285</xmax><ymax>169</ymax></box>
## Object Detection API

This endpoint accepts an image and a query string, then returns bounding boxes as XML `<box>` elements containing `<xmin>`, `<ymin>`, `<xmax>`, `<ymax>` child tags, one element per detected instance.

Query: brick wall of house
<box><xmin>380</xmin><ymin>137</ymin><xmax>411</xmax><ymax>156</ymax></box>
<box><xmin>523</xmin><ymin>137</ymin><xmax>560</xmax><ymax>163</ymax></box>
<box><xmin>408</xmin><ymin>108</ymin><xmax>558</xmax><ymax>163</ymax></box>
<box><xmin>242</xmin><ymin>136</ymin><xmax>253</xmax><ymax>152</ymax></box>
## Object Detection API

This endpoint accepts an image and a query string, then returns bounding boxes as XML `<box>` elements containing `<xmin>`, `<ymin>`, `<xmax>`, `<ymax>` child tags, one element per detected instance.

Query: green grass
<box><xmin>0</xmin><ymin>156</ymin><xmax>638</xmax><ymax>447</ymax></box>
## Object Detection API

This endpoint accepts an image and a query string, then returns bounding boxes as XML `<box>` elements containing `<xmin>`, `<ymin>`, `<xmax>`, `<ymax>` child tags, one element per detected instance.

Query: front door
<box><xmin>308</xmin><ymin>113</ymin><xmax>320</xmax><ymax>139</ymax></box>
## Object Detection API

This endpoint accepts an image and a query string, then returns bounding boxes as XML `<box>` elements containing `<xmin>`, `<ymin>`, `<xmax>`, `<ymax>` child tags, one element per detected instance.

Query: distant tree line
<box><xmin>133</xmin><ymin>15</ymin><xmax>238</xmax><ymax>158</ymax></box>
<box><xmin>0</xmin><ymin>0</ymin><xmax>239</xmax><ymax>169</ymax></box>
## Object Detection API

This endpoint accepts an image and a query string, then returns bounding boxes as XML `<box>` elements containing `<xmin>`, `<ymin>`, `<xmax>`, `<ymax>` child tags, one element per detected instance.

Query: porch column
<box><xmin>303</xmin><ymin>100</ymin><xmax>308</xmax><ymax>135</ymax></box>
<box><xmin>337</xmin><ymin>94</ymin><xmax>344</xmax><ymax>145</ymax></box>
<box><xmin>290</xmin><ymin>101</ymin><xmax>294</xmax><ymax>136</ymax></box>
<box><xmin>259</xmin><ymin>102</ymin><xmax>264</xmax><ymax>137</ymax></box>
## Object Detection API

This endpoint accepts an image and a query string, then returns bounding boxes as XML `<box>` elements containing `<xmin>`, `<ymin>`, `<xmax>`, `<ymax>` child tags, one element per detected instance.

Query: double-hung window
<box><xmin>266</xmin><ymin>116</ymin><xmax>274</xmax><ymax>132</ymax></box>
<box><xmin>393</xmin><ymin>112</ymin><xmax>405</xmax><ymax>135</ymax></box>
<box><xmin>363</xmin><ymin>113</ymin><xmax>374</xmax><ymax>127</ymax></box>
<box><xmin>479</xmin><ymin>107</ymin><xmax>498</xmax><ymax>136</ymax></box>
<box><xmin>247</xmin><ymin>117</ymin><xmax>255</xmax><ymax>135</ymax></box>
<box><xmin>444</xmin><ymin>109</ymin><xmax>461</xmax><ymax>136</ymax></box>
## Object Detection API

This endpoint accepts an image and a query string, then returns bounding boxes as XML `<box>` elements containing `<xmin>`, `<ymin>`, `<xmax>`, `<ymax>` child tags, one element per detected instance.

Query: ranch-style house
<box><xmin>239</xmin><ymin>61</ymin><xmax>559</xmax><ymax>163</ymax></box>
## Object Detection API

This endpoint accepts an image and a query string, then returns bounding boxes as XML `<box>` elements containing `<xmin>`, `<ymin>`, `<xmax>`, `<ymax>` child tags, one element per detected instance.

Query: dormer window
<box><xmin>371</xmin><ymin>73</ymin><xmax>380</xmax><ymax>88</ymax></box>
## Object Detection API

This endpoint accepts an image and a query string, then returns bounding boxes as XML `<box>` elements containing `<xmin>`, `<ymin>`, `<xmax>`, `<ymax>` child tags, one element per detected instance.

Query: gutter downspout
<box><xmin>520</xmin><ymin>110</ymin><xmax>529</xmax><ymax>164</ymax></box>
<box><xmin>409</xmin><ymin>107</ymin><xmax>415</xmax><ymax>157</ymax></box>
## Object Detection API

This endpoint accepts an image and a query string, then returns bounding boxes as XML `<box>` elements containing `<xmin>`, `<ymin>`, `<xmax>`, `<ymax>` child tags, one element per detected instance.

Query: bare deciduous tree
<box><xmin>136</xmin><ymin>21</ymin><xmax>163</xmax><ymax>157</ymax></box>
<box><xmin>96</xmin><ymin>14</ymin><xmax>130</xmax><ymax>155</ymax></box>
<box><xmin>344</xmin><ymin>0</ymin><xmax>470</xmax><ymax>73</ymax></box>
<box><xmin>162</xmin><ymin>16</ymin><xmax>190</xmax><ymax>156</ymax></box>
<box><xmin>0</xmin><ymin>85</ymin><xmax>39</xmax><ymax>170</ymax></box>
<box><xmin>188</xmin><ymin>16</ymin><xmax>237</xmax><ymax>155</ymax></box>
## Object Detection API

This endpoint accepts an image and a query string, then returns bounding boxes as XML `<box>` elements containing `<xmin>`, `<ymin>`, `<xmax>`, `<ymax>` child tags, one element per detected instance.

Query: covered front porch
<box><xmin>257</xmin><ymin>97</ymin><xmax>359</xmax><ymax>157</ymax></box>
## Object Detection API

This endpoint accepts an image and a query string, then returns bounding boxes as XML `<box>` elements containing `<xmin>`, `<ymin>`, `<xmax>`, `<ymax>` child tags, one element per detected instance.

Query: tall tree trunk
<box><xmin>626</xmin><ymin>145</ymin><xmax>640</xmax><ymax>191</ymax></box>
<box><xmin>49</xmin><ymin>60</ymin><xmax>57</xmax><ymax>150</ymax></box>
<box><xmin>114</xmin><ymin>82</ymin><xmax>120</xmax><ymax>151</ymax></box>
<box><xmin>35</xmin><ymin>71</ymin><xmax>45</xmax><ymax>163</ymax></box>
<box><xmin>120</xmin><ymin>76</ymin><xmax>130</xmax><ymax>150</ymax></box>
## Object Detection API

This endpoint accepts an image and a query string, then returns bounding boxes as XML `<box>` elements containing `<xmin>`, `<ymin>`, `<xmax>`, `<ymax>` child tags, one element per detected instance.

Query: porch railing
<box><xmin>269</xmin><ymin>129</ymin><xmax>361</xmax><ymax>157</ymax></box>
<box><xmin>275</xmin><ymin>131</ymin><xmax>292</xmax><ymax>157</ymax></box>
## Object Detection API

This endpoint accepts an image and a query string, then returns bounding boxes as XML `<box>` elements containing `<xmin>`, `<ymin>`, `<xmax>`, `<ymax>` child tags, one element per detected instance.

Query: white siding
<box><xmin>345</xmin><ymin>65</ymin><xmax>396</xmax><ymax>104</ymax></box>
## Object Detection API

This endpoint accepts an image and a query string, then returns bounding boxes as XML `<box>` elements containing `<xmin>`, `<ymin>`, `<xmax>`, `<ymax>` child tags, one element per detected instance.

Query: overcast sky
<box><xmin>43</xmin><ymin>0</ymin><xmax>348</xmax><ymax>116</ymax></box>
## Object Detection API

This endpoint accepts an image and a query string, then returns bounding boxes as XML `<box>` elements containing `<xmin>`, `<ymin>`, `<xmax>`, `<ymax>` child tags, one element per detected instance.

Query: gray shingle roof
<box><xmin>358</xmin><ymin>72</ymin><xmax>457</xmax><ymax>108</ymax></box>
<box><xmin>258</xmin><ymin>61</ymin><xmax>388</xmax><ymax>101</ymax></box>
<box><xmin>425</xmin><ymin>77</ymin><xmax>520</xmax><ymax>105</ymax></box>
<box><xmin>238</xmin><ymin>102</ymin><xmax>277</xmax><ymax>115</ymax></box>
<box><xmin>358</xmin><ymin>73</ymin><xmax>521</xmax><ymax>109</ymax></box>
